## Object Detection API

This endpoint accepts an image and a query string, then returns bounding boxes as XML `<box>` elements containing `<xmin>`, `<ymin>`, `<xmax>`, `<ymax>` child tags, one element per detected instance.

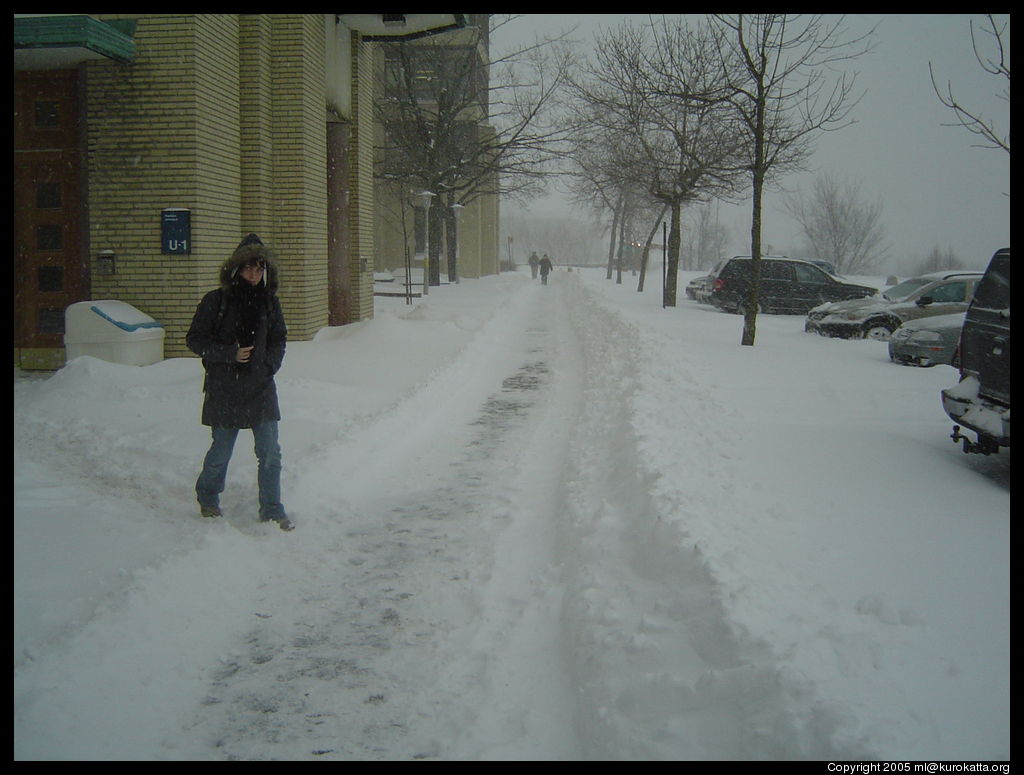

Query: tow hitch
<box><xmin>950</xmin><ymin>425</ymin><xmax>999</xmax><ymax>455</ymax></box>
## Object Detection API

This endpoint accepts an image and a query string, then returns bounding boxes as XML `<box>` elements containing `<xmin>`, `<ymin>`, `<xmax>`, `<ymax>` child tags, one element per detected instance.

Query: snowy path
<box><xmin>186</xmin><ymin>280</ymin><xmax>587</xmax><ymax>759</ymax></box>
<box><xmin>168</xmin><ymin>274</ymin><xmax>833</xmax><ymax>761</ymax></box>
<box><xmin>182</xmin><ymin>273</ymin><xmax>867</xmax><ymax>760</ymax></box>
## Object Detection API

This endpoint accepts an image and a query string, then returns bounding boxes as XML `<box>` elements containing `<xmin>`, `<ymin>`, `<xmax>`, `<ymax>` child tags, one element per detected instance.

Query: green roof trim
<box><xmin>13</xmin><ymin>15</ymin><xmax>136</xmax><ymax>64</ymax></box>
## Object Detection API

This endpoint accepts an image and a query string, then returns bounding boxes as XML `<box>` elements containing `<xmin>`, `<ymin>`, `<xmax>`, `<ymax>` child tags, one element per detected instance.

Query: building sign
<box><xmin>161</xmin><ymin>208</ymin><xmax>191</xmax><ymax>254</ymax></box>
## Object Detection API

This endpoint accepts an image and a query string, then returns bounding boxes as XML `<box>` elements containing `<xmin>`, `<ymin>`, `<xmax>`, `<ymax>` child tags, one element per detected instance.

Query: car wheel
<box><xmin>863</xmin><ymin>321</ymin><xmax>895</xmax><ymax>341</ymax></box>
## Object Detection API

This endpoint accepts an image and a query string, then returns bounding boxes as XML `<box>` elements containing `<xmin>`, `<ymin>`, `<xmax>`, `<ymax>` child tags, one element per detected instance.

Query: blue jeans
<box><xmin>196</xmin><ymin>422</ymin><xmax>286</xmax><ymax>521</ymax></box>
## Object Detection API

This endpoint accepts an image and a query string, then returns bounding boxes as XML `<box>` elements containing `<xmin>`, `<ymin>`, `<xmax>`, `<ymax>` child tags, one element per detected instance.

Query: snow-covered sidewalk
<box><xmin>14</xmin><ymin>269</ymin><xmax>1009</xmax><ymax>760</ymax></box>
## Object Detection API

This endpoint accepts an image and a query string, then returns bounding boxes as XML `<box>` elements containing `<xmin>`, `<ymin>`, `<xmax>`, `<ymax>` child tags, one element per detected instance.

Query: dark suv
<box><xmin>941</xmin><ymin>248</ymin><xmax>1010</xmax><ymax>454</ymax></box>
<box><xmin>707</xmin><ymin>256</ymin><xmax>876</xmax><ymax>315</ymax></box>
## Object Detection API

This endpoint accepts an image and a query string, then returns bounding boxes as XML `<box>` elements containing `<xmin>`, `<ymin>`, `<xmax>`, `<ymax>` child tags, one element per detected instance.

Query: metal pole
<box><xmin>662</xmin><ymin>221</ymin><xmax>667</xmax><ymax>309</ymax></box>
<box><xmin>419</xmin><ymin>191</ymin><xmax>435</xmax><ymax>296</ymax></box>
<box><xmin>451</xmin><ymin>202</ymin><xmax>463</xmax><ymax>284</ymax></box>
<box><xmin>405</xmin><ymin>244</ymin><xmax>413</xmax><ymax>305</ymax></box>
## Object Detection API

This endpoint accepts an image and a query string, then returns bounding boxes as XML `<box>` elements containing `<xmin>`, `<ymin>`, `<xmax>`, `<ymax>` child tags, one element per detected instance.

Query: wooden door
<box><xmin>13</xmin><ymin>70</ymin><xmax>88</xmax><ymax>361</ymax></box>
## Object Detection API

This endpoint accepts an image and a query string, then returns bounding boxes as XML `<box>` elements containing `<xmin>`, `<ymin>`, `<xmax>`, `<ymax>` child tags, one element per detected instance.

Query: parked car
<box><xmin>685</xmin><ymin>274</ymin><xmax>712</xmax><ymax>302</ymax></box>
<box><xmin>707</xmin><ymin>256</ymin><xmax>876</xmax><ymax>315</ymax></box>
<box><xmin>805</xmin><ymin>270</ymin><xmax>983</xmax><ymax>341</ymax></box>
<box><xmin>888</xmin><ymin>312</ymin><xmax>965</xmax><ymax>367</ymax></box>
<box><xmin>941</xmin><ymin>248</ymin><xmax>1010</xmax><ymax>454</ymax></box>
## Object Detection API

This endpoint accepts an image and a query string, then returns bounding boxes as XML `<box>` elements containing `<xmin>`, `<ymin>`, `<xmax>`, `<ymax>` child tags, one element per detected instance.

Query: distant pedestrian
<box><xmin>186</xmin><ymin>233</ymin><xmax>293</xmax><ymax>531</ymax></box>
<box><xmin>528</xmin><ymin>251</ymin><xmax>540</xmax><ymax>279</ymax></box>
<box><xmin>539</xmin><ymin>254</ymin><xmax>553</xmax><ymax>285</ymax></box>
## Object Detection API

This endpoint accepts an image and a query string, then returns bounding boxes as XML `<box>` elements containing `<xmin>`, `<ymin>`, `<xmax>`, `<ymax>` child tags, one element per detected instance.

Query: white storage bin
<box><xmin>64</xmin><ymin>300</ymin><xmax>165</xmax><ymax>366</ymax></box>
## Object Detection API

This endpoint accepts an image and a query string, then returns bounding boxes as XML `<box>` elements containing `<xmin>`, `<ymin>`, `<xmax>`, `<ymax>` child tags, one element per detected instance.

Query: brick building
<box><xmin>14</xmin><ymin>13</ymin><xmax>484</xmax><ymax>369</ymax></box>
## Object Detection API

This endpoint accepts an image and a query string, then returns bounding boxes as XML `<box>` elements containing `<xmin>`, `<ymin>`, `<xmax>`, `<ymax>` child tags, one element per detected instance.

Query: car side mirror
<box><xmin>916</xmin><ymin>296</ymin><xmax>933</xmax><ymax>307</ymax></box>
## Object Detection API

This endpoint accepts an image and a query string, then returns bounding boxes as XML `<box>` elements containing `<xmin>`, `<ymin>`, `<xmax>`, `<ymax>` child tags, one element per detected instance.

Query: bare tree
<box><xmin>562</xmin><ymin>127</ymin><xmax>651</xmax><ymax>280</ymax></box>
<box><xmin>376</xmin><ymin>15</ymin><xmax>572</xmax><ymax>285</ymax></box>
<box><xmin>783</xmin><ymin>172</ymin><xmax>887</xmax><ymax>274</ymax></box>
<box><xmin>929</xmin><ymin>14</ymin><xmax>1010</xmax><ymax>155</ymax></box>
<box><xmin>709</xmin><ymin>14</ymin><xmax>875</xmax><ymax>345</ymax></box>
<box><xmin>912</xmin><ymin>245</ymin><xmax>965</xmax><ymax>276</ymax></box>
<box><xmin>566</xmin><ymin>17</ymin><xmax>747</xmax><ymax>306</ymax></box>
<box><xmin>683</xmin><ymin>201</ymin><xmax>731</xmax><ymax>271</ymax></box>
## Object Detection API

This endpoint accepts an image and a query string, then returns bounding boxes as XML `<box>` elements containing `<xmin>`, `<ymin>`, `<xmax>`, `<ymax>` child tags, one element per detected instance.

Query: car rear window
<box><xmin>971</xmin><ymin>254</ymin><xmax>1010</xmax><ymax>311</ymax></box>
<box><xmin>883</xmin><ymin>277</ymin><xmax>931</xmax><ymax>302</ymax></box>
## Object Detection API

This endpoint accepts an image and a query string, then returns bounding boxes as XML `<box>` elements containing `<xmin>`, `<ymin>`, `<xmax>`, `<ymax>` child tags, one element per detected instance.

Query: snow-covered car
<box><xmin>805</xmin><ymin>270</ymin><xmax>983</xmax><ymax>341</ymax></box>
<box><xmin>942</xmin><ymin>248</ymin><xmax>1010</xmax><ymax>454</ymax></box>
<box><xmin>888</xmin><ymin>312</ymin><xmax>965</xmax><ymax>367</ymax></box>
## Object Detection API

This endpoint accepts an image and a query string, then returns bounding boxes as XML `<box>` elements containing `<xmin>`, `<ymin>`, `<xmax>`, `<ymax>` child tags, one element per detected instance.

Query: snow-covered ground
<box><xmin>13</xmin><ymin>267</ymin><xmax>1009</xmax><ymax>761</ymax></box>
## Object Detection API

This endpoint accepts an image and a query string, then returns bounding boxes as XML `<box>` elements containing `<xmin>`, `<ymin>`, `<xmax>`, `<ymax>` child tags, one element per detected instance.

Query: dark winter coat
<box><xmin>186</xmin><ymin>236</ymin><xmax>287</xmax><ymax>429</ymax></box>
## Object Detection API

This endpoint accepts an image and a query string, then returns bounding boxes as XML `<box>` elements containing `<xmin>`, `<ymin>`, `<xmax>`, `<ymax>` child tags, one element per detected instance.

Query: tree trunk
<box><xmin>637</xmin><ymin>204</ymin><xmax>667</xmax><ymax>293</ymax></box>
<box><xmin>429</xmin><ymin>205</ymin><xmax>443</xmax><ymax>286</ymax></box>
<box><xmin>742</xmin><ymin>171</ymin><xmax>764</xmax><ymax>345</ymax></box>
<box><xmin>615</xmin><ymin>209</ymin><xmax>630</xmax><ymax>285</ymax></box>
<box><xmin>664</xmin><ymin>200</ymin><xmax>681</xmax><ymax>306</ymax></box>
<box><xmin>444</xmin><ymin>206</ymin><xmax>458</xmax><ymax>283</ymax></box>
<box><xmin>742</xmin><ymin>94</ymin><xmax>767</xmax><ymax>346</ymax></box>
<box><xmin>606</xmin><ymin>198</ymin><xmax>621</xmax><ymax>280</ymax></box>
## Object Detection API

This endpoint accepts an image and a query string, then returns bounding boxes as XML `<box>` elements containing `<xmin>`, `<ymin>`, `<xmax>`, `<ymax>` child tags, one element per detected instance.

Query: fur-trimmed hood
<box><xmin>219</xmin><ymin>233</ymin><xmax>280</xmax><ymax>293</ymax></box>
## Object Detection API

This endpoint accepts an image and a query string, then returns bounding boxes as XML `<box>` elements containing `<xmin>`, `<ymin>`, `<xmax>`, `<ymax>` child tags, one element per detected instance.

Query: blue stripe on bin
<box><xmin>90</xmin><ymin>306</ymin><xmax>164</xmax><ymax>333</ymax></box>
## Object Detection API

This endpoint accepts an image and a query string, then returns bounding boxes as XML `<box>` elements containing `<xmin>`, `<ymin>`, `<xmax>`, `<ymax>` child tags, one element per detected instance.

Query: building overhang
<box><xmin>14</xmin><ymin>14</ymin><xmax>137</xmax><ymax>70</ymax></box>
<box><xmin>337</xmin><ymin>13</ymin><xmax>466</xmax><ymax>41</ymax></box>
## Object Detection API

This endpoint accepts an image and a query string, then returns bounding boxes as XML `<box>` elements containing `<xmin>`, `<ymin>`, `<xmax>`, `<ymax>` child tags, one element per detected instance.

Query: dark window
<box><xmin>36</xmin><ymin>183</ymin><xmax>62</xmax><ymax>210</ymax></box>
<box><xmin>36</xmin><ymin>224</ymin><xmax>62</xmax><ymax>251</ymax></box>
<box><xmin>384</xmin><ymin>45</ymin><xmax>487</xmax><ymax>113</ymax></box>
<box><xmin>763</xmin><ymin>261</ymin><xmax>794</xmax><ymax>280</ymax></box>
<box><xmin>38</xmin><ymin>307</ymin><xmax>64</xmax><ymax>334</ymax></box>
<box><xmin>38</xmin><ymin>266</ymin><xmax>64</xmax><ymax>292</ymax></box>
<box><xmin>34</xmin><ymin>100</ymin><xmax>60</xmax><ymax>129</ymax></box>
<box><xmin>929</xmin><ymin>281</ymin><xmax>968</xmax><ymax>303</ymax></box>
<box><xmin>414</xmin><ymin>206</ymin><xmax>427</xmax><ymax>254</ymax></box>
<box><xmin>970</xmin><ymin>255</ymin><xmax>1010</xmax><ymax>310</ymax></box>
<box><xmin>793</xmin><ymin>263</ymin><xmax>827</xmax><ymax>283</ymax></box>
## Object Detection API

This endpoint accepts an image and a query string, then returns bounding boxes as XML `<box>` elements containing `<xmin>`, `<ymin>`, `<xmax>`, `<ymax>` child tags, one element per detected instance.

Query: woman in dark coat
<box><xmin>186</xmin><ymin>233</ymin><xmax>292</xmax><ymax>530</ymax></box>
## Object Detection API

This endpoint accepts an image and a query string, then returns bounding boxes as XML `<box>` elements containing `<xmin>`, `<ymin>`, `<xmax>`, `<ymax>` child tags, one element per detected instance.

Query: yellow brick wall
<box><xmin>87</xmin><ymin>15</ymin><xmax>243</xmax><ymax>358</ymax></box>
<box><xmin>193</xmin><ymin>14</ymin><xmax>244</xmax><ymax>311</ymax></box>
<box><xmin>238</xmin><ymin>14</ymin><xmax>275</xmax><ymax>239</ymax></box>
<box><xmin>268</xmin><ymin>14</ymin><xmax>329</xmax><ymax>339</ymax></box>
<box><xmin>348</xmin><ymin>31</ymin><xmax>376</xmax><ymax>321</ymax></box>
<box><xmin>85</xmin><ymin>14</ymin><xmax>331</xmax><ymax>358</ymax></box>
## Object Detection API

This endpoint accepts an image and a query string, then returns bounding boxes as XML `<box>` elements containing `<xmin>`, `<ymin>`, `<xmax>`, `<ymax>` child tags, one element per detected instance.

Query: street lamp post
<box><xmin>419</xmin><ymin>190</ymin><xmax>435</xmax><ymax>296</ymax></box>
<box><xmin>450</xmin><ymin>202</ymin><xmax>464</xmax><ymax>284</ymax></box>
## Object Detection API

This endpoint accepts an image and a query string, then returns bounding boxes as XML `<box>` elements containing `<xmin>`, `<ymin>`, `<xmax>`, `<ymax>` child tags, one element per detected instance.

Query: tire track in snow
<box><xmin>436</xmin><ymin>281</ymin><xmax>583</xmax><ymax>760</ymax></box>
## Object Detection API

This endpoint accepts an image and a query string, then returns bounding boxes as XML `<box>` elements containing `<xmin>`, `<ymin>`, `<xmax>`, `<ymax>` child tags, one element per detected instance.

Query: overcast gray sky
<box><xmin>495</xmin><ymin>14</ymin><xmax>1010</xmax><ymax>274</ymax></box>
